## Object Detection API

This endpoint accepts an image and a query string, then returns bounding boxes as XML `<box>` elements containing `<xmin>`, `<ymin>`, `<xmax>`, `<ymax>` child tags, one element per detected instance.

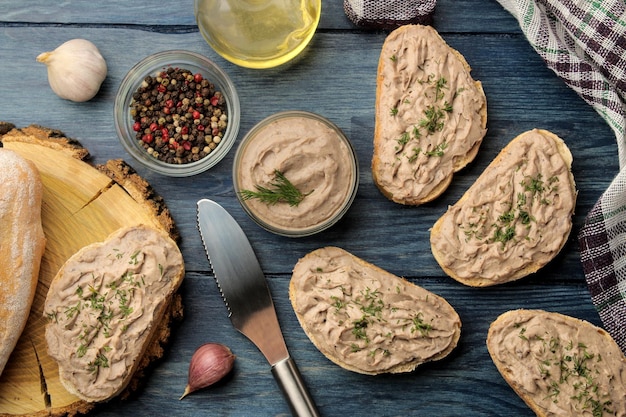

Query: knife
<box><xmin>196</xmin><ymin>198</ymin><xmax>320</xmax><ymax>417</ymax></box>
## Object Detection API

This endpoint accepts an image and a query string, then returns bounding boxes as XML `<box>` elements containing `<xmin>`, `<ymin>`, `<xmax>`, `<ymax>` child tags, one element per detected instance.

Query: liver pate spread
<box><xmin>44</xmin><ymin>226</ymin><xmax>184</xmax><ymax>402</ymax></box>
<box><xmin>236</xmin><ymin>113</ymin><xmax>356</xmax><ymax>233</ymax></box>
<box><xmin>290</xmin><ymin>247</ymin><xmax>461</xmax><ymax>374</ymax></box>
<box><xmin>430</xmin><ymin>129</ymin><xmax>576</xmax><ymax>285</ymax></box>
<box><xmin>488</xmin><ymin>310</ymin><xmax>626</xmax><ymax>417</ymax></box>
<box><xmin>374</xmin><ymin>24</ymin><xmax>486</xmax><ymax>204</ymax></box>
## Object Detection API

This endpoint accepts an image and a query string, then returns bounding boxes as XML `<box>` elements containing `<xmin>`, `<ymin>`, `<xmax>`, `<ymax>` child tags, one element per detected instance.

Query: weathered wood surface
<box><xmin>0</xmin><ymin>0</ymin><xmax>619</xmax><ymax>416</ymax></box>
<box><xmin>0</xmin><ymin>127</ymin><xmax>182</xmax><ymax>416</ymax></box>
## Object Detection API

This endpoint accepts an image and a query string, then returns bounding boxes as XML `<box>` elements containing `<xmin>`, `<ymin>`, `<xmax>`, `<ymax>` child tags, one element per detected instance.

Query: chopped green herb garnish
<box><xmin>77</xmin><ymin>344</ymin><xmax>87</xmax><ymax>358</ymax></box>
<box><xmin>521</xmin><ymin>173</ymin><xmax>545</xmax><ymax>195</ymax></box>
<box><xmin>420</xmin><ymin>105</ymin><xmax>447</xmax><ymax>134</ymax></box>
<box><xmin>410</xmin><ymin>312</ymin><xmax>432</xmax><ymax>336</ymax></box>
<box><xmin>87</xmin><ymin>350</ymin><xmax>110</xmax><ymax>374</ymax></box>
<box><xmin>129</xmin><ymin>250</ymin><xmax>141</xmax><ymax>265</ymax></box>
<box><xmin>529</xmin><ymin>333</ymin><xmax>614</xmax><ymax>415</ymax></box>
<box><xmin>325</xmin><ymin>283</ymin><xmax>438</xmax><ymax>356</ymax></box>
<box><xmin>424</xmin><ymin>141</ymin><xmax>448</xmax><ymax>157</ymax></box>
<box><xmin>493</xmin><ymin>225</ymin><xmax>515</xmax><ymax>246</ymax></box>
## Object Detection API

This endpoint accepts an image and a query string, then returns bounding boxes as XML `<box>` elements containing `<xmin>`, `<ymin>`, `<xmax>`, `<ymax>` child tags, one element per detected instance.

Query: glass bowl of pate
<box><xmin>233</xmin><ymin>111</ymin><xmax>359</xmax><ymax>237</ymax></box>
<box><xmin>114</xmin><ymin>50</ymin><xmax>240</xmax><ymax>177</ymax></box>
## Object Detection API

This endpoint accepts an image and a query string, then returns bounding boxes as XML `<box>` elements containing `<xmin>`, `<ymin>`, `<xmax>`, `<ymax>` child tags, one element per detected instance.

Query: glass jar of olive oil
<box><xmin>194</xmin><ymin>0</ymin><xmax>321</xmax><ymax>69</ymax></box>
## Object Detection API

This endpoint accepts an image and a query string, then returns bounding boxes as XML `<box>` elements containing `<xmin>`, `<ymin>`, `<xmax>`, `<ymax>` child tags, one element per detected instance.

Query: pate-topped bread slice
<box><xmin>372</xmin><ymin>24</ymin><xmax>487</xmax><ymax>205</ymax></box>
<box><xmin>290</xmin><ymin>246</ymin><xmax>461</xmax><ymax>375</ymax></box>
<box><xmin>487</xmin><ymin>310</ymin><xmax>626</xmax><ymax>417</ymax></box>
<box><xmin>44</xmin><ymin>225</ymin><xmax>184</xmax><ymax>403</ymax></box>
<box><xmin>430</xmin><ymin>129</ymin><xmax>576</xmax><ymax>287</ymax></box>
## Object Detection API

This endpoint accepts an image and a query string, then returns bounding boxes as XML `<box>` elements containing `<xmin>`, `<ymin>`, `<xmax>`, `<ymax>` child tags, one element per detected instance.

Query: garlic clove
<box><xmin>180</xmin><ymin>342</ymin><xmax>235</xmax><ymax>400</ymax></box>
<box><xmin>37</xmin><ymin>39</ymin><xmax>107</xmax><ymax>102</ymax></box>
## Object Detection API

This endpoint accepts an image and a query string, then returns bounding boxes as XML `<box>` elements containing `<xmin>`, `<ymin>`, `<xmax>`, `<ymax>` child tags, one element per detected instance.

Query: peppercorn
<box><xmin>129</xmin><ymin>67</ymin><xmax>228</xmax><ymax>165</ymax></box>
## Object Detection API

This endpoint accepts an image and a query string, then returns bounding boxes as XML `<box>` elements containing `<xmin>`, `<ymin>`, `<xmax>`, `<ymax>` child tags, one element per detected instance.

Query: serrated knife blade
<box><xmin>196</xmin><ymin>198</ymin><xmax>319</xmax><ymax>417</ymax></box>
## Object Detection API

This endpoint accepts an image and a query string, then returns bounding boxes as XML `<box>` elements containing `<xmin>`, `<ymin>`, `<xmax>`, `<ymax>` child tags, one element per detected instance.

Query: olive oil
<box><xmin>195</xmin><ymin>0</ymin><xmax>321</xmax><ymax>69</ymax></box>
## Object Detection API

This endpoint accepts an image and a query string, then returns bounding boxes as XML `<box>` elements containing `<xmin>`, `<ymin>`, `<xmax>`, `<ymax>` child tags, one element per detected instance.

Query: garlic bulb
<box><xmin>37</xmin><ymin>39</ymin><xmax>107</xmax><ymax>102</ymax></box>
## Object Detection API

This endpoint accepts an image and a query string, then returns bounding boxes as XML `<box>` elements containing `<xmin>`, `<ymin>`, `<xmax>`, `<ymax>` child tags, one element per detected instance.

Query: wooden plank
<box><xmin>83</xmin><ymin>273</ymin><xmax>600</xmax><ymax>417</ymax></box>
<box><xmin>0</xmin><ymin>0</ymin><xmax>620</xmax><ymax>415</ymax></box>
<box><xmin>0</xmin><ymin>0</ymin><xmax>519</xmax><ymax>33</ymax></box>
<box><xmin>0</xmin><ymin>26</ymin><xmax>616</xmax><ymax>286</ymax></box>
<box><xmin>0</xmin><ymin>134</ymin><xmax>178</xmax><ymax>415</ymax></box>
<box><xmin>2</xmin><ymin>27</ymin><xmax>615</xmax><ymax>268</ymax></box>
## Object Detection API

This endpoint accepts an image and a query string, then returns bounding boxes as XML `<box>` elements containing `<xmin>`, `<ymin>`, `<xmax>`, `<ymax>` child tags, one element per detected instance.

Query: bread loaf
<box><xmin>430</xmin><ymin>129</ymin><xmax>576</xmax><ymax>287</ymax></box>
<box><xmin>0</xmin><ymin>148</ymin><xmax>46</xmax><ymax>376</ymax></box>
<box><xmin>290</xmin><ymin>246</ymin><xmax>461</xmax><ymax>375</ymax></box>
<box><xmin>372</xmin><ymin>24</ymin><xmax>487</xmax><ymax>205</ymax></box>
<box><xmin>487</xmin><ymin>310</ymin><xmax>626</xmax><ymax>417</ymax></box>
<box><xmin>43</xmin><ymin>225</ymin><xmax>184</xmax><ymax>402</ymax></box>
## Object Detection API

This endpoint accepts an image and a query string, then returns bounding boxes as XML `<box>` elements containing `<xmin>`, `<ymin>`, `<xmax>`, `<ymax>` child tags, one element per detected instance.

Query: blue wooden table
<box><xmin>0</xmin><ymin>1</ymin><xmax>619</xmax><ymax>416</ymax></box>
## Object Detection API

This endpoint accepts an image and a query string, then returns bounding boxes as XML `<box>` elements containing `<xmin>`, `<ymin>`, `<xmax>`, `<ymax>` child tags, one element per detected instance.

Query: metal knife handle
<box><xmin>271</xmin><ymin>357</ymin><xmax>320</xmax><ymax>417</ymax></box>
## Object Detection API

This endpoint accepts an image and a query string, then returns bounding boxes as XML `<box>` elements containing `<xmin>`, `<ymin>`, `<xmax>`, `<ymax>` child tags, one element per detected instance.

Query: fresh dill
<box><xmin>239</xmin><ymin>170</ymin><xmax>312</xmax><ymax>207</ymax></box>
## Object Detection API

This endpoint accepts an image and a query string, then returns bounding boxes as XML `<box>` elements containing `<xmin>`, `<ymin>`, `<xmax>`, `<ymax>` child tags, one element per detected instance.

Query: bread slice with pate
<box><xmin>289</xmin><ymin>246</ymin><xmax>461</xmax><ymax>375</ymax></box>
<box><xmin>487</xmin><ymin>310</ymin><xmax>626</xmax><ymax>417</ymax></box>
<box><xmin>372</xmin><ymin>24</ymin><xmax>487</xmax><ymax>205</ymax></box>
<box><xmin>430</xmin><ymin>129</ymin><xmax>576</xmax><ymax>287</ymax></box>
<box><xmin>43</xmin><ymin>225</ymin><xmax>184</xmax><ymax>403</ymax></box>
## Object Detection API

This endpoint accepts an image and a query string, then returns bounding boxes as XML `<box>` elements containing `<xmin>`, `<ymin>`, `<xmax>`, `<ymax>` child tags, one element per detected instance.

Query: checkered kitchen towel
<box><xmin>343</xmin><ymin>0</ymin><xmax>436</xmax><ymax>29</ymax></box>
<box><xmin>497</xmin><ymin>0</ymin><xmax>626</xmax><ymax>354</ymax></box>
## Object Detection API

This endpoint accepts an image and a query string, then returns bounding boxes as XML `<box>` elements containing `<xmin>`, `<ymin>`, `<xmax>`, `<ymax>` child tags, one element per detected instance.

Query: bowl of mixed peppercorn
<box><xmin>114</xmin><ymin>50</ymin><xmax>240</xmax><ymax>176</ymax></box>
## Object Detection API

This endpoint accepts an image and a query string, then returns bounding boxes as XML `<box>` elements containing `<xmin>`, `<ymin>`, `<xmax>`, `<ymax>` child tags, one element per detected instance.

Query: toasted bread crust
<box><xmin>430</xmin><ymin>129</ymin><xmax>576</xmax><ymax>287</ymax></box>
<box><xmin>0</xmin><ymin>149</ymin><xmax>46</xmax><ymax>377</ymax></box>
<box><xmin>372</xmin><ymin>24</ymin><xmax>487</xmax><ymax>205</ymax></box>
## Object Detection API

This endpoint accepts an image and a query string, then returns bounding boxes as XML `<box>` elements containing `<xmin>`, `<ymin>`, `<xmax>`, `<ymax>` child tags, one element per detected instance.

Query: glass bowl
<box><xmin>114</xmin><ymin>50</ymin><xmax>240</xmax><ymax>176</ymax></box>
<box><xmin>233</xmin><ymin>111</ymin><xmax>359</xmax><ymax>237</ymax></box>
<box><xmin>194</xmin><ymin>0</ymin><xmax>321</xmax><ymax>69</ymax></box>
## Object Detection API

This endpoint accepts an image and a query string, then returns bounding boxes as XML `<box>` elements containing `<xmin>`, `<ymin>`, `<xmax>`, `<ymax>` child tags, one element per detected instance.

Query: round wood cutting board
<box><xmin>0</xmin><ymin>124</ymin><xmax>181</xmax><ymax>416</ymax></box>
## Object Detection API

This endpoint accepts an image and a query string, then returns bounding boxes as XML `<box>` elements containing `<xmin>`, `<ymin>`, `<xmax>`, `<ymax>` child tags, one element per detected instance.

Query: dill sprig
<box><xmin>239</xmin><ymin>170</ymin><xmax>312</xmax><ymax>207</ymax></box>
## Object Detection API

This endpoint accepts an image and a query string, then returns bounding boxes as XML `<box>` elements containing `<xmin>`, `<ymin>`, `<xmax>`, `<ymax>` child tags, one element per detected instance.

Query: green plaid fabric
<box><xmin>497</xmin><ymin>0</ymin><xmax>626</xmax><ymax>354</ymax></box>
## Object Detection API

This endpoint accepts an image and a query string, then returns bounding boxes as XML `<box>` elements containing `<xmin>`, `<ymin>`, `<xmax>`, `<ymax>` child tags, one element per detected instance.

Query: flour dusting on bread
<box><xmin>0</xmin><ymin>148</ymin><xmax>46</xmax><ymax>376</ymax></box>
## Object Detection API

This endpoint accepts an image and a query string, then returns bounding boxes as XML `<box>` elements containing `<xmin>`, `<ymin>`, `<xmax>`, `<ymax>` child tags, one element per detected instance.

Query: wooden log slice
<box><xmin>0</xmin><ymin>123</ymin><xmax>183</xmax><ymax>416</ymax></box>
